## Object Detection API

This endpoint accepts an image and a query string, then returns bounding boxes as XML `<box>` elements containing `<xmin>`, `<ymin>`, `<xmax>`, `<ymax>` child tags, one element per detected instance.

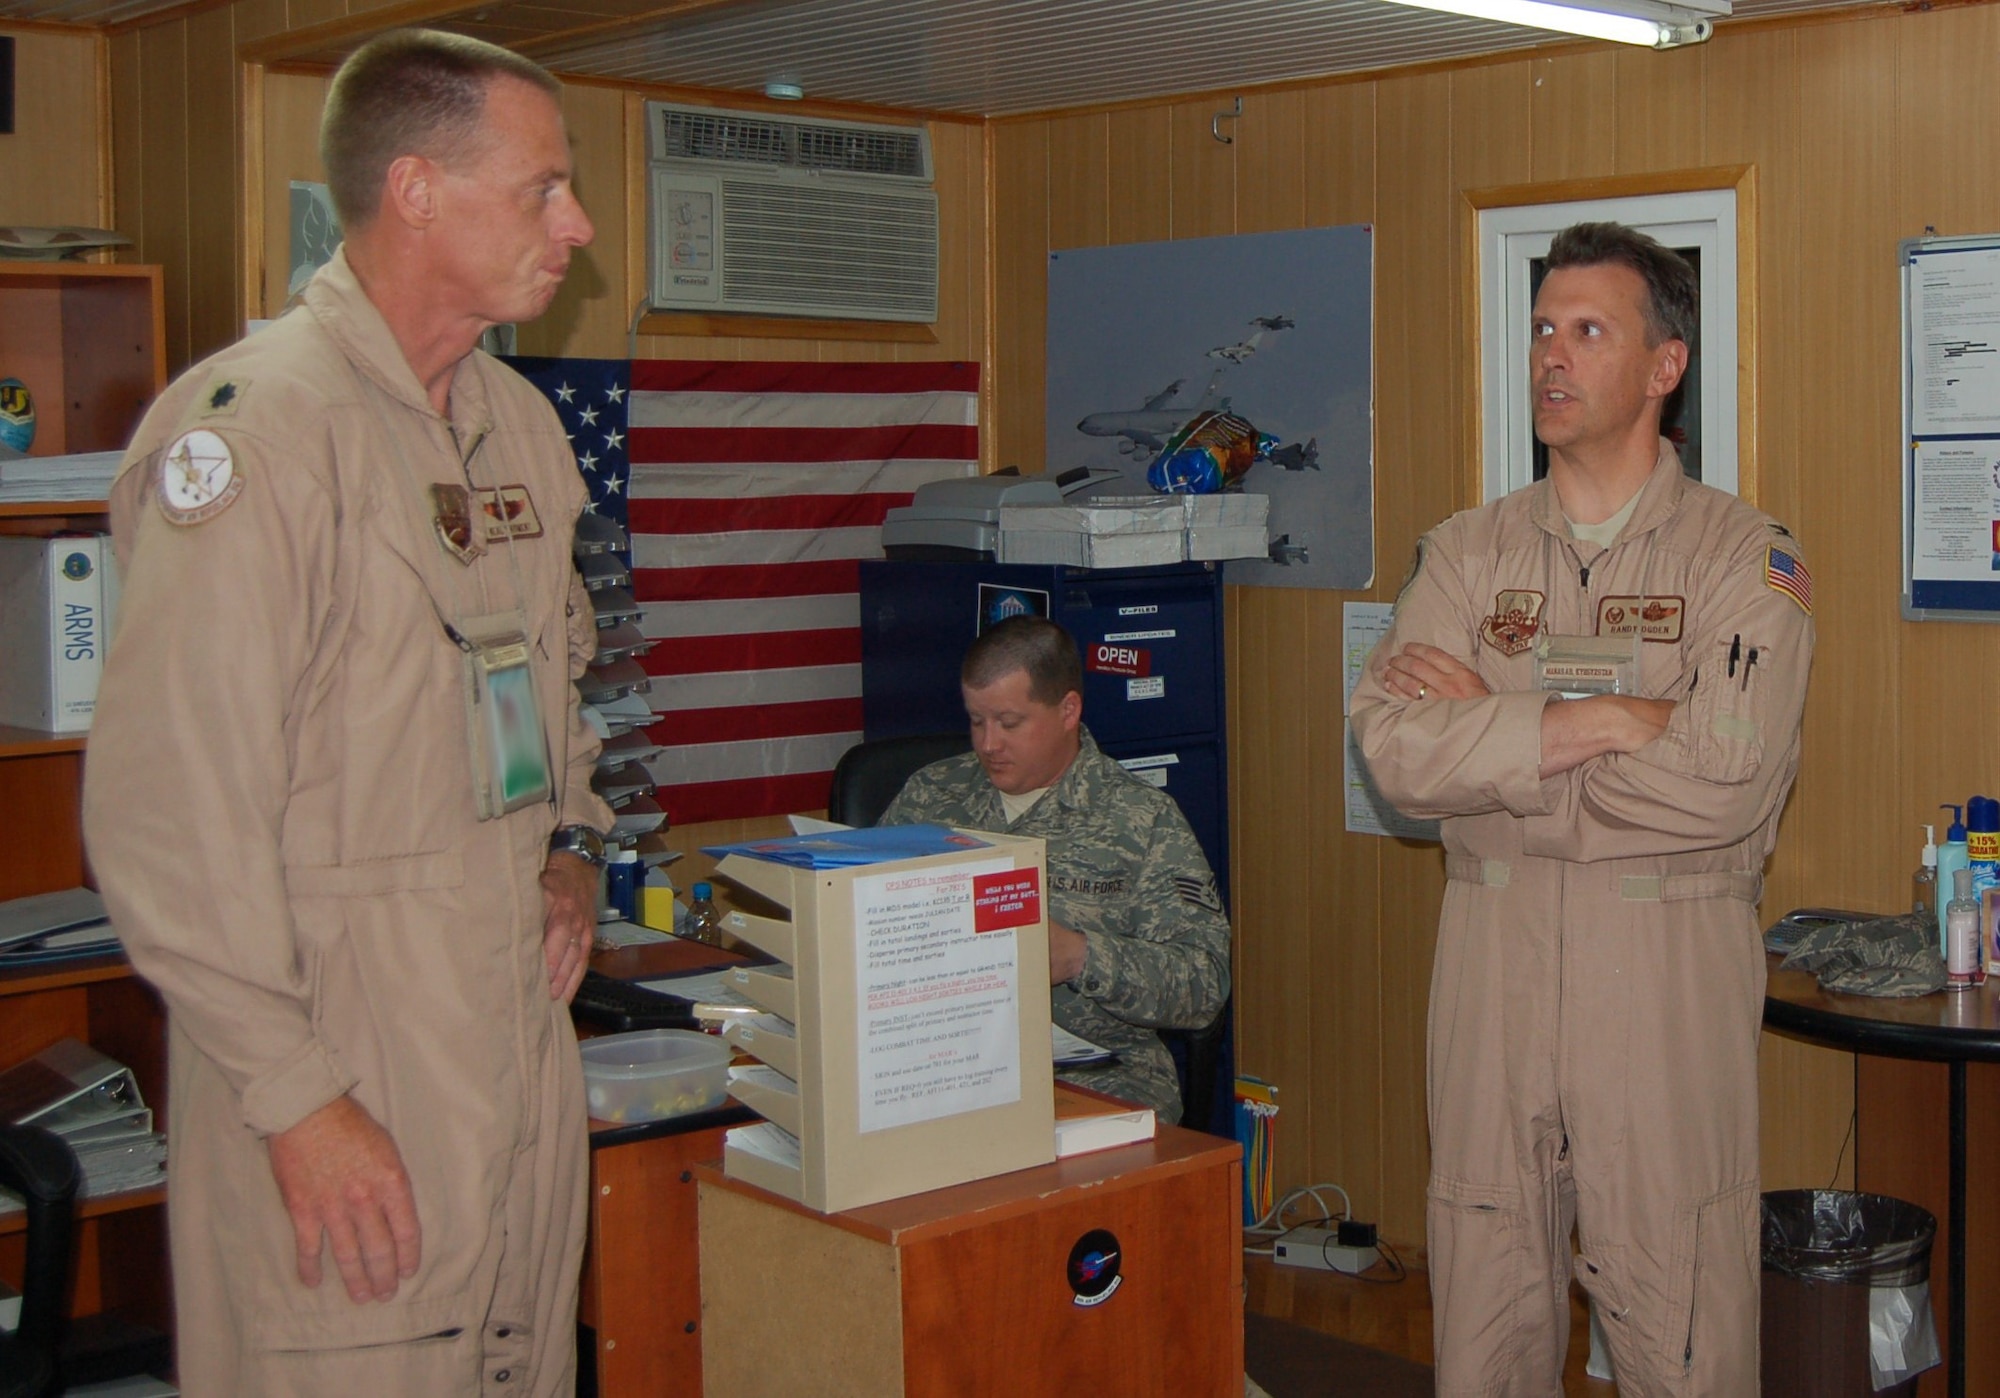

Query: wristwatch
<box><xmin>548</xmin><ymin>823</ymin><xmax>608</xmax><ymax>867</ymax></box>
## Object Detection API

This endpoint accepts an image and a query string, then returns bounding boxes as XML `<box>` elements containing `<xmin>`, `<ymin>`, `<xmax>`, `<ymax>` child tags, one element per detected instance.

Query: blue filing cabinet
<box><xmin>857</xmin><ymin>559</ymin><xmax>1230</xmax><ymax>906</ymax></box>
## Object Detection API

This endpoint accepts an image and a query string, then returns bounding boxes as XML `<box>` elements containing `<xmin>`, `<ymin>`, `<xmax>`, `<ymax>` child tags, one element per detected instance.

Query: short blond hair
<box><xmin>320</xmin><ymin>29</ymin><xmax>559</xmax><ymax>230</ymax></box>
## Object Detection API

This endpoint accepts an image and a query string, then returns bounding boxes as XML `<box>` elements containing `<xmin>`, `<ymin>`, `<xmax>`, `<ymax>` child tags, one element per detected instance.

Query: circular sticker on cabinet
<box><xmin>0</xmin><ymin>378</ymin><xmax>35</xmax><ymax>454</ymax></box>
<box><xmin>1067</xmin><ymin>1228</ymin><xmax>1123</xmax><ymax>1307</ymax></box>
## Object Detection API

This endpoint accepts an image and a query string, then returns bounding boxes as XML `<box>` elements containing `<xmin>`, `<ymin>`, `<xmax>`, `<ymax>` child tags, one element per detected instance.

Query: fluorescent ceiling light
<box><xmin>1384</xmin><ymin>0</ymin><xmax>1719</xmax><ymax>47</ymax></box>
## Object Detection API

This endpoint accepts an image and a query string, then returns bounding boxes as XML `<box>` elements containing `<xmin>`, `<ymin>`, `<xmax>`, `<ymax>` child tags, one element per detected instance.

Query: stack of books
<box><xmin>0</xmin><ymin>1039</ymin><xmax>166</xmax><ymax>1210</ymax></box>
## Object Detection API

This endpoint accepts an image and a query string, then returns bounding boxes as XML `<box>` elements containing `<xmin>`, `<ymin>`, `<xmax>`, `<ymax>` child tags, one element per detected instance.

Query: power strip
<box><xmin>1272</xmin><ymin>1226</ymin><xmax>1379</xmax><ymax>1275</ymax></box>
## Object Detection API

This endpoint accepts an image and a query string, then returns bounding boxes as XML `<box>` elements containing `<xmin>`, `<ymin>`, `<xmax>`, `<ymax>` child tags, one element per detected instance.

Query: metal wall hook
<box><xmin>1212</xmin><ymin>97</ymin><xmax>1242</xmax><ymax>145</ymax></box>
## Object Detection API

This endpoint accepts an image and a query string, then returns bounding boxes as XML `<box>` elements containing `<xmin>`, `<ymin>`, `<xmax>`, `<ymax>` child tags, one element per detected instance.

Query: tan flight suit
<box><xmin>1351</xmin><ymin>444</ymin><xmax>1813</xmax><ymax>1397</ymax></box>
<box><xmin>81</xmin><ymin>249</ymin><xmax>612</xmax><ymax>1397</ymax></box>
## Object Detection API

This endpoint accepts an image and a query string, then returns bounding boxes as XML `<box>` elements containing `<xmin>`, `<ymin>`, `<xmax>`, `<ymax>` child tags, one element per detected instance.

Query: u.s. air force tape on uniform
<box><xmin>158</xmin><ymin>429</ymin><xmax>245</xmax><ymax>526</ymax></box>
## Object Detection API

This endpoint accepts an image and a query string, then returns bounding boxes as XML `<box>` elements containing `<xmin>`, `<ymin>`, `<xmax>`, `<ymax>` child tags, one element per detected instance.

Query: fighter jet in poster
<box><xmin>1073</xmin><ymin>318</ymin><xmax>1314</xmax><ymax>493</ymax></box>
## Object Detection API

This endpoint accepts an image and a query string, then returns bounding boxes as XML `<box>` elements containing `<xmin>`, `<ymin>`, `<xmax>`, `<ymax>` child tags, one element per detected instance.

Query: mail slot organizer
<box><xmin>712</xmin><ymin>830</ymin><xmax>1055</xmax><ymax>1213</ymax></box>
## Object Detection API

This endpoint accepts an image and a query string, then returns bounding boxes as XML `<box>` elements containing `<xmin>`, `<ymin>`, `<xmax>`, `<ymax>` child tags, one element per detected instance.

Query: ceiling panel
<box><xmin>521</xmin><ymin>0</ymin><xmax>1878</xmax><ymax>115</ymax></box>
<box><xmin>0</xmin><ymin>0</ymin><xmax>1879</xmax><ymax>117</ymax></box>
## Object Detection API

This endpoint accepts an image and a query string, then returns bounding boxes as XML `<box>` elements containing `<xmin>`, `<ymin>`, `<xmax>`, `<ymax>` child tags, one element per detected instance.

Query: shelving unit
<box><xmin>0</xmin><ymin>263</ymin><xmax>164</xmax><ymax>460</ymax></box>
<box><xmin>0</xmin><ymin>261</ymin><xmax>170</xmax><ymax>1349</ymax></box>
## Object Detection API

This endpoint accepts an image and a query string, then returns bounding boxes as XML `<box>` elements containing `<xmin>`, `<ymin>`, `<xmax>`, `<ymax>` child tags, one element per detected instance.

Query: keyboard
<box><xmin>570</xmin><ymin>970</ymin><xmax>702</xmax><ymax>1033</ymax></box>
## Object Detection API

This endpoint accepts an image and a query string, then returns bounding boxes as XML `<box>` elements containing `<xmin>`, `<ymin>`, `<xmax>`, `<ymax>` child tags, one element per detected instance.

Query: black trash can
<box><xmin>1761</xmin><ymin>1190</ymin><xmax>1939</xmax><ymax>1398</ymax></box>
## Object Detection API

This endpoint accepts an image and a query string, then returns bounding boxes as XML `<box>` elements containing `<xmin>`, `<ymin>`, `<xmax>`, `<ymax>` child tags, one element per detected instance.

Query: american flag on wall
<box><xmin>508</xmin><ymin>357</ymin><xmax>980</xmax><ymax>824</ymax></box>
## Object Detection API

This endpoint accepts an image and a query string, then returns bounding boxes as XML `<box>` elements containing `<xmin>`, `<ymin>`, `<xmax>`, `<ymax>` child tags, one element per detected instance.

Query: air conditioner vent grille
<box><xmin>657</xmin><ymin>109</ymin><xmax>927</xmax><ymax>179</ymax></box>
<box><xmin>717</xmin><ymin>178</ymin><xmax>937</xmax><ymax>317</ymax></box>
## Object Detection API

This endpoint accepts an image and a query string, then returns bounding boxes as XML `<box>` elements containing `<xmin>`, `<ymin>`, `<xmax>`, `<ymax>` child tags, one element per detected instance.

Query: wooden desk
<box><xmin>581</xmin><ymin>935</ymin><xmax>756</xmax><ymax>1398</ymax></box>
<box><xmin>1764</xmin><ymin>953</ymin><xmax>2000</xmax><ymax>1398</ymax></box>
<box><xmin>694</xmin><ymin>1125</ymin><xmax>1243</xmax><ymax>1397</ymax></box>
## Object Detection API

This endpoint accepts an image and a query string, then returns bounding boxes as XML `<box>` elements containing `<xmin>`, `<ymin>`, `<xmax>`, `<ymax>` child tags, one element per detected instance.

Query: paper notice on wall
<box><xmin>853</xmin><ymin>857</ymin><xmax>1024</xmax><ymax>1133</ymax></box>
<box><xmin>1343</xmin><ymin>601</ymin><xmax>1441</xmax><ymax>842</ymax></box>
<box><xmin>1908</xmin><ymin>245</ymin><xmax>2000</xmax><ymax>435</ymax></box>
<box><xmin>1911</xmin><ymin>439</ymin><xmax>2000</xmax><ymax>581</ymax></box>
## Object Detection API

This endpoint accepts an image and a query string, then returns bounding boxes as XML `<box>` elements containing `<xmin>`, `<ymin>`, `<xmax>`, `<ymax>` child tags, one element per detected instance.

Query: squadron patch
<box><xmin>431</xmin><ymin>483</ymin><xmax>483</xmax><ymax>564</ymax></box>
<box><xmin>1595</xmin><ymin>595</ymin><xmax>1685</xmax><ymax>644</ymax></box>
<box><xmin>157</xmin><ymin>429</ymin><xmax>244</xmax><ymax>525</ymax></box>
<box><xmin>1481</xmin><ymin>589</ymin><xmax>1546</xmax><ymax>656</ymax></box>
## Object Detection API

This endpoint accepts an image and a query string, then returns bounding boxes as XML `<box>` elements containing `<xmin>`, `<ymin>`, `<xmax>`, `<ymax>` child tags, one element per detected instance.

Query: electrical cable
<box><xmin>1827</xmin><ymin>1108</ymin><xmax>1856</xmax><ymax>1188</ymax></box>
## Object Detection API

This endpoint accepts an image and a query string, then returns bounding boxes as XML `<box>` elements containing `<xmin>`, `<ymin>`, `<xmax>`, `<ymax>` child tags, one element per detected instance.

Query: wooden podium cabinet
<box><xmin>695</xmin><ymin>1125</ymin><xmax>1243</xmax><ymax>1398</ymax></box>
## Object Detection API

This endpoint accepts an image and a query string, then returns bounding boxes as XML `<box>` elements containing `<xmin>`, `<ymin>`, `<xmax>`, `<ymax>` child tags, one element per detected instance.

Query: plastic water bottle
<box><xmin>687</xmin><ymin>882</ymin><xmax>724</xmax><ymax>947</ymax></box>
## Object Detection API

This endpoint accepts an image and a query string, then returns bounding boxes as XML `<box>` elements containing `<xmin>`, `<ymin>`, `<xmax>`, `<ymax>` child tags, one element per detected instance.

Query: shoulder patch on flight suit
<box><xmin>1765</xmin><ymin>546</ymin><xmax>1813</xmax><ymax>614</ymax></box>
<box><xmin>1481</xmin><ymin>589</ymin><xmax>1545</xmax><ymax>656</ymax></box>
<box><xmin>200</xmin><ymin>378</ymin><xmax>248</xmax><ymax>417</ymax></box>
<box><xmin>157</xmin><ymin>429</ymin><xmax>245</xmax><ymax>526</ymax></box>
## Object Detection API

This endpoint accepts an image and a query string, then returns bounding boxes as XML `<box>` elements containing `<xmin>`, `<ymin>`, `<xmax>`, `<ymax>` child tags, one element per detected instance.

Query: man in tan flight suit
<box><xmin>1352</xmin><ymin>224</ymin><xmax>1813</xmax><ymax>1396</ymax></box>
<box><xmin>82</xmin><ymin>31</ymin><xmax>609</xmax><ymax>1396</ymax></box>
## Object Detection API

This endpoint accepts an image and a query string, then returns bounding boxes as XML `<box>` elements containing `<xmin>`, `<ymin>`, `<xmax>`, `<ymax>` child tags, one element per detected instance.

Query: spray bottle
<box><xmin>1938</xmin><ymin>804</ymin><xmax>1971</xmax><ymax>958</ymax></box>
<box><xmin>1913</xmin><ymin>825</ymin><xmax>1939</xmax><ymax>926</ymax></box>
<box><xmin>1970</xmin><ymin>795</ymin><xmax>2000</xmax><ymax>976</ymax></box>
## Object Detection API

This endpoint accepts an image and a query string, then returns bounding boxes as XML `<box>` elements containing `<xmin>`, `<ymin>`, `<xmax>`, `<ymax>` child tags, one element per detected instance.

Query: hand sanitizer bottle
<box><xmin>1948</xmin><ymin>867</ymin><xmax>1985</xmax><ymax>990</ymax></box>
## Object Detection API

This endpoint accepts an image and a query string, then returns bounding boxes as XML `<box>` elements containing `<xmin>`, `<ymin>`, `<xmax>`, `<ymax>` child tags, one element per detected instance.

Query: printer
<box><xmin>881</xmin><ymin>467</ymin><xmax>1119</xmax><ymax>560</ymax></box>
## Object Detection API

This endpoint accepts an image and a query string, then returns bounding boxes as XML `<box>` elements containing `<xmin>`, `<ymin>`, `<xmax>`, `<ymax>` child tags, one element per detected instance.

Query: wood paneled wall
<box><xmin>0</xmin><ymin>25</ymin><xmax>107</xmax><ymax>229</ymax></box>
<box><xmin>990</xmin><ymin>5</ymin><xmax>2000</xmax><ymax>1257</ymax></box>
<box><xmin>109</xmin><ymin>11</ymin><xmax>989</xmax><ymax>375</ymax></box>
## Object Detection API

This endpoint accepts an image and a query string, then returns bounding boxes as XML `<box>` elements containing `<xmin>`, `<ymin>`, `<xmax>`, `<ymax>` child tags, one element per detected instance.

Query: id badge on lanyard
<box><xmin>453</xmin><ymin>609</ymin><xmax>553</xmax><ymax>819</ymax></box>
<box><xmin>1534</xmin><ymin>631</ymin><xmax>1642</xmax><ymax>699</ymax></box>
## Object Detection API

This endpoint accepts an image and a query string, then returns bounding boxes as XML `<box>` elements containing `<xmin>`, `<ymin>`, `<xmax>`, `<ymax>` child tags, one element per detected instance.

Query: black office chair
<box><xmin>825</xmin><ymin>732</ymin><xmax>971</xmax><ymax>828</ymax></box>
<box><xmin>0</xmin><ymin>1124</ymin><xmax>80</xmax><ymax>1398</ymax></box>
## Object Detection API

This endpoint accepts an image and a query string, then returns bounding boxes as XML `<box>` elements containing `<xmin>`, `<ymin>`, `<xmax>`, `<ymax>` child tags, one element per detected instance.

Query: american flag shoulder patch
<box><xmin>1766</xmin><ymin>546</ymin><xmax>1812</xmax><ymax>615</ymax></box>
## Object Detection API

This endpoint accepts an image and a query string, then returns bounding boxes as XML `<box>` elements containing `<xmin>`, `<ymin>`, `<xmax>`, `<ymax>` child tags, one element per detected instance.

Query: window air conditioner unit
<box><xmin>645</xmin><ymin>102</ymin><xmax>938</xmax><ymax>324</ymax></box>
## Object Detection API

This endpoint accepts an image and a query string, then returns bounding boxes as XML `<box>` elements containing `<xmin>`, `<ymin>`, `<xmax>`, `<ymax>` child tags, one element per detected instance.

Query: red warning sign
<box><xmin>1086</xmin><ymin>643</ymin><xmax>1151</xmax><ymax>678</ymax></box>
<box><xmin>972</xmin><ymin>869</ymin><xmax>1042</xmax><ymax>932</ymax></box>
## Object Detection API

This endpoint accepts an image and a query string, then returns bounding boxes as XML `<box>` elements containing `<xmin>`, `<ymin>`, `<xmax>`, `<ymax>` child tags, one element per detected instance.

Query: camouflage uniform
<box><xmin>881</xmin><ymin>727</ymin><xmax>1231</xmax><ymax>1123</ymax></box>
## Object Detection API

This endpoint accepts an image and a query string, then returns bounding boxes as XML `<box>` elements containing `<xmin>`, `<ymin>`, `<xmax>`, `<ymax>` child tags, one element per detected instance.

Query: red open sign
<box><xmin>1086</xmin><ymin>643</ymin><xmax>1151</xmax><ymax>678</ymax></box>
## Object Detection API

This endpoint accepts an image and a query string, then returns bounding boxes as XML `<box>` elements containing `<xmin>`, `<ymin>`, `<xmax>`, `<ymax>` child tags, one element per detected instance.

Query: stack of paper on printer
<box><xmin>0</xmin><ymin>1038</ymin><xmax>166</xmax><ymax>1211</ymax></box>
<box><xmin>0</xmin><ymin>887</ymin><xmax>120</xmax><ymax>967</ymax></box>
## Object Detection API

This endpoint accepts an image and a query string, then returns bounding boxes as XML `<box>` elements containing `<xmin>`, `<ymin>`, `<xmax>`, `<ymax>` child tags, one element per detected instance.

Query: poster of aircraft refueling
<box><xmin>1045</xmin><ymin>225</ymin><xmax>1373</xmax><ymax>590</ymax></box>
